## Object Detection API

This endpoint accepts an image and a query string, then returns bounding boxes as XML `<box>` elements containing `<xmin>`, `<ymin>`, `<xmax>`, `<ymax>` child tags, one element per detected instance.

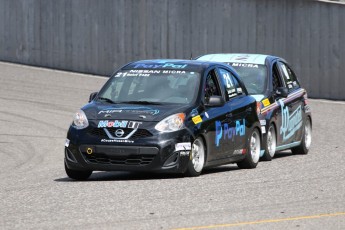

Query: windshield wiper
<box><xmin>97</xmin><ymin>97</ymin><xmax>117</xmax><ymax>104</ymax></box>
<box><xmin>119</xmin><ymin>101</ymin><xmax>162</xmax><ymax>105</ymax></box>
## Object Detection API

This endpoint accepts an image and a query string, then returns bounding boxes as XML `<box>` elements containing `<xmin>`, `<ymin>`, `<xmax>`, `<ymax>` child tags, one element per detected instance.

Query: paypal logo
<box><xmin>215</xmin><ymin>119</ymin><xmax>246</xmax><ymax>147</ymax></box>
<box><xmin>133</xmin><ymin>63</ymin><xmax>187</xmax><ymax>69</ymax></box>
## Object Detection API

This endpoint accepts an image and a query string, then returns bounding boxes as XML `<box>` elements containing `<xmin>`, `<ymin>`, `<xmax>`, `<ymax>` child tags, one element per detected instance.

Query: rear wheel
<box><xmin>292</xmin><ymin>117</ymin><xmax>312</xmax><ymax>155</ymax></box>
<box><xmin>185</xmin><ymin>138</ymin><xmax>205</xmax><ymax>177</ymax></box>
<box><xmin>261</xmin><ymin>124</ymin><xmax>276</xmax><ymax>161</ymax></box>
<box><xmin>237</xmin><ymin>128</ymin><xmax>261</xmax><ymax>169</ymax></box>
<box><xmin>65</xmin><ymin>162</ymin><xmax>92</xmax><ymax>180</ymax></box>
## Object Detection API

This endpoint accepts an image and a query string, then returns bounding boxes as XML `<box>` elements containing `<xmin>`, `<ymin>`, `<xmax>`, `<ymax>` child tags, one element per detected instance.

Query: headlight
<box><xmin>155</xmin><ymin>113</ymin><xmax>185</xmax><ymax>132</ymax></box>
<box><xmin>72</xmin><ymin>110</ymin><xmax>89</xmax><ymax>129</ymax></box>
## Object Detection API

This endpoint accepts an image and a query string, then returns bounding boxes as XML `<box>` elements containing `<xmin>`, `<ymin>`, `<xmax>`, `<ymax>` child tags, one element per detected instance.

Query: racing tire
<box><xmin>185</xmin><ymin>137</ymin><xmax>206</xmax><ymax>177</ymax></box>
<box><xmin>291</xmin><ymin>117</ymin><xmax>312</xmax><ymax>155</ymax></box>
<box><xmin>237</xmin><ymin>128</ymin><xmax>261</xmax><ymax>169</ymax></box>
<box><xmin>65</xmin><ymin>162</ymin><xmax>92</xmax><ymax>180</ymax></box>
<box><xmin>261</xmin><ymin>124</ymin><xmax>276</xmax><ymax>161</ymax></box>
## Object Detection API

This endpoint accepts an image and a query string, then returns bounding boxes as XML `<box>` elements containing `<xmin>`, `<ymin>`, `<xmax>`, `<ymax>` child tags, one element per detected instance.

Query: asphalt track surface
<box><xmin>0</xmin><ymin>62</ymin><xmax>344</xmax><ymax>230</ymax></box>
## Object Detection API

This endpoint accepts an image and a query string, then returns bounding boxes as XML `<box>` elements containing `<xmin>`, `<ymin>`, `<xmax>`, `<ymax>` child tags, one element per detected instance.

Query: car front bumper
<box><xmin>65</xmin><ymin>127</ymin><xmax>193</xmax><ymax>173</ymax></box>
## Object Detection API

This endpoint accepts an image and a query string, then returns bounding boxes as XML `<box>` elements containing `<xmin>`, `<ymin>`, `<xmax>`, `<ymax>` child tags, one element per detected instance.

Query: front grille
<box><xmin>83</xmin><ymin>153</ymin><xmax>155</xmax><ymax>166</ymax></box>
<box><xmin>89</xmin><ymin>128</ymin><xmax>108</xmax><ymax>138</ymax></box>
<box><xmin>131</xmin><ymin>129</ymin><xmax>153</xmax><ymax>139</ymax></box>
<box><xmin>88</xmin><ymin>128</ymin><xmax>153</xmax><ymax>139</ymax></box>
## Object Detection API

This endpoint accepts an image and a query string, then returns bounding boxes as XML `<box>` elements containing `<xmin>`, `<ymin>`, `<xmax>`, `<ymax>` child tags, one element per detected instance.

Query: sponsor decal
<box><xmin>234</xmin><ymin>55</ymin><xmax>250</xmax><ymax>61</ymax></box>
<box><xmin>97</xmin><ymin>120</ymin><xmax>141</xmax><ymax>129</ymax></box>
<box><xmin>260</xmin><ymin>89</ymin><xmax>305</xmax><ymax>115</ymax></box>
<box><xmin>101</xmin><ymin>139</ymin><xmax>134</xmax><ymax>143</ymax></box>
<box><xmin>231</xmin><ymin>63</ymin><xmax>259</xmax><ymax>68</ymax></box>
<box><xmin>117</xmin><ymin>70</ymin><xmax>190</xmax><ymax>77</ymax></box>
<box><xmin>98</xmin><ymin>107</ymin><xmax>159</xmax><ymax>115</ymax></box>
<box><xmin>262</xmin><ymin>98</ymin><xmax>270</xmax><ymax>107</ymax></box>
<box><xmin>133</xmin><ymin>63</ymin><xmax>187</xmax><ymax>69</ymax></box>
<box><xmin>261</xmin><ymin>126</ymin><xmax>266</xmax><ymax>134</ymax></box>
<box><xmin>205</xmin><ymin>112</ymin><xmax>209</xmax><ymax>119</ymax></box>
<box><xmin>222</xmin><ymin>71</ymin><xmax>234</xmax><ymax>90</ymax></box>
<box><xmin>279</xmin><ymin>100</ymin><xmax>303</xmax><ymax>141</ymax></box>
<box><xmin>215</xmin><ymin>119</ymin><xmax>245</xmax><ymax>147</ymax></box>
<box><xmin>65</xmin><ymin>139</ymin><xmax>70</xmax><ymax>147</ymax></box>
<box><xmin>233</xmin><ymin>149</ymin><xmax>247</xmax><ymax>155</ymax></box>
<box><xmin>175</xmin><ymin>142</ymin><xmax>192</xmax><ymax>151</ymax></box>
<box><xmin>98</xmin><ymin>109</ymin><xmax>122</xmax><ymax>114</ymax></box>
<box><xmin>192</xmin><ymin>115</ymin><xmax>203</xmax><ymax>124</ymax></box>
<box><xmin>260</xmin><ymin>120</ymin><xmax>266</xmax><ymax>126</ymax></box>
<box><xmin>129</xmin><ymin>70</ymin><xmax>161</xmax><ymax>74</ymax></box>
<box><xmin>98</xmin><ymin>120</ymin><xmax>128</xmax><ymax>128</ymax></box>
<box><xmin>162</xmin><ymin>70</ymin><xmax>186</xmax><ymax>74</ymax></box>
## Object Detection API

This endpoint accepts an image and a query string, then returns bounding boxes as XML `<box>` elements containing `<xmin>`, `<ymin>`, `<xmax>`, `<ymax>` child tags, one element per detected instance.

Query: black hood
<box><xmin>82</xmin><ymin>102</ymin><xmax>192</xmax><ymax>122</ymax></box>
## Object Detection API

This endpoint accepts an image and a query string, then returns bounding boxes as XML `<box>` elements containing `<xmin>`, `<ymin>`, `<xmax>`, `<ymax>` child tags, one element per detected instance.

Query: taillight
<box><xmin>303</xmin><ymin>93</ymin><xmax>308</xmax><ymax>105</ymax></box>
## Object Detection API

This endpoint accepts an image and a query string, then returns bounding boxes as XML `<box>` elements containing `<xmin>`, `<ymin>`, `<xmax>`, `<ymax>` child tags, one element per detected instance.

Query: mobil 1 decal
<box><xmin>215</xmin><ymin>119</ymin><xmax>245</xmax><ymax>147</ymax></box>
<box><xmin>97</xmin><ymin>120</ymin><xmax>141</xmax><ymax>129</ymax></box>
<box><xmin>279</xmin><ymin>100</ymin><xmax>302</xmax><ymax>141</ymax></box>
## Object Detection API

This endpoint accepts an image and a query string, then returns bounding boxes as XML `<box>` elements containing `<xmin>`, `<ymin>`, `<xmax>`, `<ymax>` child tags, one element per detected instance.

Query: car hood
<box><xmin>82</xmin><ymin>102</ymin><xmax>191</xmax><ymax>122</ymax></box>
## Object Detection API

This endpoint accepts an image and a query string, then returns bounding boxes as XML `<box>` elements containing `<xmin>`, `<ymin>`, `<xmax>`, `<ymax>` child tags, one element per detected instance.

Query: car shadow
<box><xmin>273</xmin><ymin>150</ymin><xmax>294</xmax><ymax>159</ymax></box>
<box><xmin>54</xmin><ymin>165</ymin><xmax>240</xmax><ymax>182</ymax></box>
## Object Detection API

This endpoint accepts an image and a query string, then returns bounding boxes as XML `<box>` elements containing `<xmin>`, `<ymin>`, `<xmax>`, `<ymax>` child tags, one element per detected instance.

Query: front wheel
<box><xmin>261</xmin><ymin>124</ymin><xmax>276</xmax><ymax>161</ymax></box>
<box><xmin>237</xmin><ymin>128</ymin><xmax>261</xmax><ymax>169</ymax></box>
<box><xmin>292</xmin><ymin>117</ymin><xmax>312</xmax><ymax>155</ymax></box>
<box><xmin>185</xmin><ymin>137</ymin><xmax>206</xmax><ymax>177</ymax></box>
<box><xmin>65</xmin><ymin>162</ymin><xmax>92</xmax><ymax>180</ymax></box>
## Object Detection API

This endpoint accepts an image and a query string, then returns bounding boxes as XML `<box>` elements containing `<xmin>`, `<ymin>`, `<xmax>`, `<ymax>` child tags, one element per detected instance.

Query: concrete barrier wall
<box><xmin>0</xmin><ymin>0</ymin><xmax>344</xmax><ymax>99</ymax></box>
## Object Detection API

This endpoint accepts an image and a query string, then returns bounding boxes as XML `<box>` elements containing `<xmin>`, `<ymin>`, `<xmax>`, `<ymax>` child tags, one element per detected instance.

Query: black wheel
<box><xmin>237</xmin><ymin>128</ymin><xmax>261</xmax><ymax>169</ymax></box>
<box><xmin>261</xmin><ymin>124</ymin><xmax>276</xmax><ymax>161</ymax></box>
<box><xmin>185</xmin><ymin>137</ymin><xmax>206</xmax><ymax>177</ymax></box>
<box><xmin>65</xmin><ymin>162</ymin><xmax>92</xmax><ymax>180</ymax></box>
<box><xmin>292</xmin><ymin>117</ymin><xmax>312</xmax><ymax>155</ymax></box>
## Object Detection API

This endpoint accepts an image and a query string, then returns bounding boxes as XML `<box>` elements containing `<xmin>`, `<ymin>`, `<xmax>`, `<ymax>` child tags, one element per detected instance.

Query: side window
<box><xmin>272</xmin><ymin>63</ymin><xmax>284</xmax><ymax>90</ymax></box>
<box><xmin>277</xmin><ymin>62</ymin><xmax>299</xmax><ymax>91</ymax></box>
<box><xmin>204</xmin><ymin>70</ymin><xmax>221</xmax><ymax>102</ymax></box>
<box><xmin>285</xmin><ymin>65</ymin><xmax>300</xmax><ymax>89</ymax></box>
<box><xmin>218</xmin><ymin>68</ymin><xmax>243</xmax><ymax>100</ymax></box>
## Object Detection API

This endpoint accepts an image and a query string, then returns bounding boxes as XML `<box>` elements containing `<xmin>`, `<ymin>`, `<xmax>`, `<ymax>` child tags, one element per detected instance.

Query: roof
<box><xmin>197</xmin><ymin>53</ymin><xmax>270</xmax><ymax>65</ymax></box>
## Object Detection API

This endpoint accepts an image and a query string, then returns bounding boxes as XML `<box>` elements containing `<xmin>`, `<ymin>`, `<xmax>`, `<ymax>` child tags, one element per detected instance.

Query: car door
<box><xmin>216</xmin><ymin>67</ymin><xmax>250</xmax><ymax>158</ymax></box>
<box><xmin>276</xmin><ymin>61</ymin><xmax>304</xmax><ymax>144</ymax></box>
<box><xmin>201</xmin><ymin>68</ymin><xmax>234</xmax><ymax>162</ymax></box>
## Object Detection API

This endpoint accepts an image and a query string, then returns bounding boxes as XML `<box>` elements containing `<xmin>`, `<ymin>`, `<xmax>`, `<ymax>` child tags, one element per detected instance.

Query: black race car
<box><xmin>196</xmin><ymin>54</ymin><xmax>312</xmax><ymax>160</ymax></box>
<box><xmin>65</xmin><ymin>60</ymin><xmax>262</xmax><ymax>180</ymax></box>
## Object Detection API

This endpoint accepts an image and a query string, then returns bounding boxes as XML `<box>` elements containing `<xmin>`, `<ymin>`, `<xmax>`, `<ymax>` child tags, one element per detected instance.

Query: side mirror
<box><xmin>89</xmin><ymin>92</ymin><xmax>98</xmax><ymax>102</ymax></box>
<box><xmin>275</xmin><ymin>87</ymin><xmax>288</xmax><ymax>98</ymax></box>
<box><xmin>205</xmin><ymin>96</ymin><xmax>225</xmax><ymax>107</ymax></box>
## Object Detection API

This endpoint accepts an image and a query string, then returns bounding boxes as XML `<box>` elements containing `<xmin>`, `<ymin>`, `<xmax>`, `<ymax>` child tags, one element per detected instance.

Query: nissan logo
<box><xmin>114</xmin><ymin>129</ymin><xmax>125</xmax><ymax>138</ymax></box>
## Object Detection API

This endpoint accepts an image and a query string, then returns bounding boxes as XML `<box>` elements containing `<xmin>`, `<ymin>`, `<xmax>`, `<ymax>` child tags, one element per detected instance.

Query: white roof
<box><xmin>197</xmin><ymin>53</ymin><xmax>268</xmax><ymax>65</ymax></box>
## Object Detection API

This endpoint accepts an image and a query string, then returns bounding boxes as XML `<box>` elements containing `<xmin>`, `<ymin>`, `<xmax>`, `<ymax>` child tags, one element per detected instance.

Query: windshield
<box><xmin>97</xmin><ymin>69</ymin><xmax>201</xmax><ymax>104</ymax></box>
<box><xmin>228</xmin><ymin>63</ymin><xmax>268</xmax><ymax>95</ymax></box>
